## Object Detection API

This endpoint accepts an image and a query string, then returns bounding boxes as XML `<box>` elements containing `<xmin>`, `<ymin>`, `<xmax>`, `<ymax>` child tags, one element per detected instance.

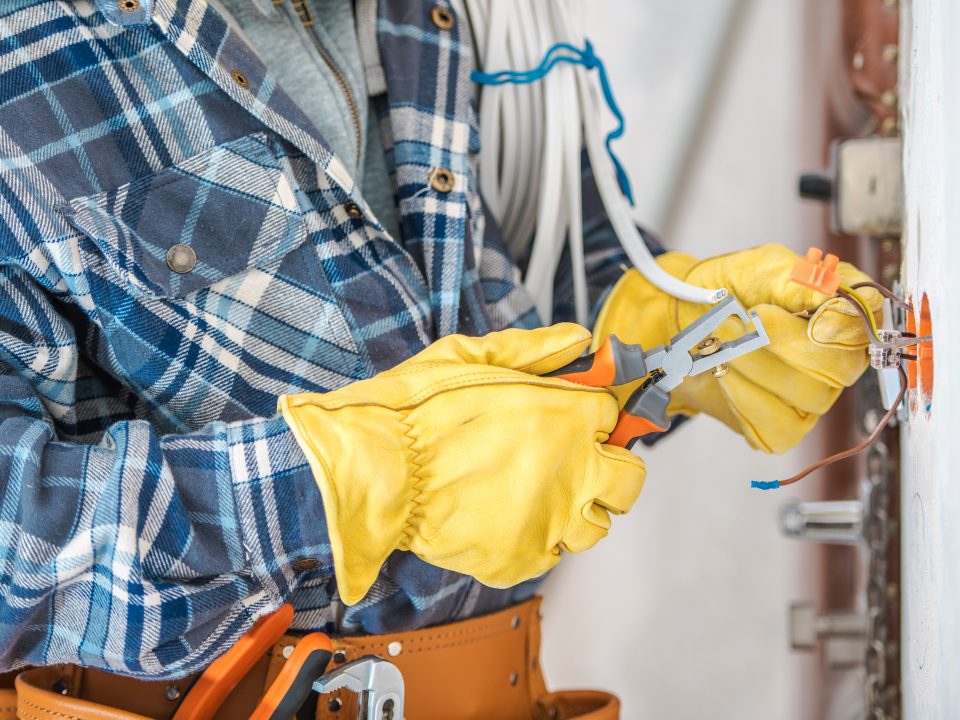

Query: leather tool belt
<box><xmin>0</xmin><ymin>597</ymin><xmax>618</xmax><ymax>720</ymax></box>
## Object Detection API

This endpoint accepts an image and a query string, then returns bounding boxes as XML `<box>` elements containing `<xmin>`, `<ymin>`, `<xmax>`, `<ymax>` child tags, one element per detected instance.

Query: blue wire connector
<box><xmin>751</xmin><ymin>480</ymin><xmax>780</xmax><ymax>491</ymax></box>
<box><xmin>471</xmin><ymin>41</ymin><xmax>635</xmax><ymax>205</ymax></box>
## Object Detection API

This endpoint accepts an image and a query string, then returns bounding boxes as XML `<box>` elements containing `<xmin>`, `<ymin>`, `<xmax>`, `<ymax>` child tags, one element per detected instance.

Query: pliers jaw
<box><xmin>552</xmin><ymin>294</ymin><xmax>770</xmax><ymax>449</ymax></box>
<box><xmin>614</xmin><ymin>296</ymin><xmax>770</xmax><ymax>449</ymax></box>
<box><xmin>683</xmin><ymin>297</ymin><xmax>770</xmax><ymax>379</ymax></box>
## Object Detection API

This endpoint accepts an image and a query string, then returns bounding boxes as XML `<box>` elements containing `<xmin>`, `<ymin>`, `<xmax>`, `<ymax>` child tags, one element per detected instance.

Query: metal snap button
<box><xmin>428</xmin><ymin>167</ymin><xmax>455</xmax><ymax>193</ymax></box>
<box><xmin>231</xmin><ymin>69</ymin><xmax>250</xmax><ymax>89</ymax></box>
<box><xmin>118</xmin><ymin>0</ymin><xmax>140</xmax><ymax>13</ymax></box>
<box><xmin>431</xmin><ymin>5</ymin><xmax>455</xmax><ymax>30</ymax></box>
<box><xmin>345</xmin><ymin>202</ymin><xmax>363</xmax><ymax>219</ymax></box>
<box><xmin>166</xmin><ymin>244</ymin><xmax>196</xmax><ymax>274</ymax></box>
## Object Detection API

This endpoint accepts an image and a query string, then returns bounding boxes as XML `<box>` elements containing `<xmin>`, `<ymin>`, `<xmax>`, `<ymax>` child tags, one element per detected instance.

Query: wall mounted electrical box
<box><xmin>799</xmin><ymin>136</ymin><xmax>903</xmax><ymax>238</ymax></box>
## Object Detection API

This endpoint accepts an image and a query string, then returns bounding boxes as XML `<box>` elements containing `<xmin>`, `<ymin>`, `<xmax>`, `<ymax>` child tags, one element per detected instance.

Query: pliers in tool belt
<box><xmin>171</xmin><ymin>604</ymin><xmax>404</xmax><ymax>720</ymax></box>
<box><xmin>550</xmin><ymin>295</ymin><xmax>770</xmax><ymax>449</ymax></box>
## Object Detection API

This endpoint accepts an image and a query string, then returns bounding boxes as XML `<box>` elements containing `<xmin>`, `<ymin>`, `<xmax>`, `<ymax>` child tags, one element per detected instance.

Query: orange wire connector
<box><xmin>790</xmin><ymin>247</ymin><xmax>841</xmax><ymax>296</ymax></box>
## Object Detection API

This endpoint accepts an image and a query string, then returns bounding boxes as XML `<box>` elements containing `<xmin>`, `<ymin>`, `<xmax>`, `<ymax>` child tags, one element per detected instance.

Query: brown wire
<box><xmin>849</xmin><ymin>280</ymin><xmax>914</xmax><ymax>311</ymax></box>
<box><xmin>836</xmin><ymin>287</ymin><xmax>884</xmax><ymax>345</ymax></box>
<box><xmin>777</xmin><ymin>366</ymin><xmax>907</xmax><ymax>487</ymax></box>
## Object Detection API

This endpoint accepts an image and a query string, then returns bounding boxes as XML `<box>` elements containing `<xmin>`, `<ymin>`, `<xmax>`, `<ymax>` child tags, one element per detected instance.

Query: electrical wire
<box><xmin>752</xmin><ymin>277</ymin><xmax>920</xmax><ymax>491</ymax></box>
<box><xmin>836</xmin><ymin>286</ymin><xmax>929</xmax><ymax>349</ymax></box>
<box><xmin>849</xmin><ymin>280</ymin><xmax>913</xmax><ymax>311</ymax></box>
<box><xmin>458</xmin><ymin>0</ymin><xmax>726</xmax><ymax>324</ymax></box>
<box><xmin>837</xmin><ymin>285</ymin><xmax>883</xmax><ymax>343</ymax></box>
<box><xmin>752</xmin><ymin>366</ymin><xmax>907</xmax><ymax>490</ymax></box>
<box><xmin>780</xmin><ymin>366</ymin><xmax>907</xmax><ymax>488</ymax></box>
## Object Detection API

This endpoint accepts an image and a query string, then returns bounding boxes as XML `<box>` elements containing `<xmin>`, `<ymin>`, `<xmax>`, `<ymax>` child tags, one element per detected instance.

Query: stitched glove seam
<box><xmin>396</xmin><ymin>410</ymin><xmax>428</xmax><ymax>552</ymax></box>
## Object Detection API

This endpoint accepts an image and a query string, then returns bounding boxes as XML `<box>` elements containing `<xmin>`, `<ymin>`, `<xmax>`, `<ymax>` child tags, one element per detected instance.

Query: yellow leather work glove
<box><xmin>278</xmin><ymin>325</ymin><xmax>646</xmax><ymax>605</ymax></box>
<box><xmin>594</xmin><ymin>244</ymin><xmax>883</xmax><ymax>454</ymax></box>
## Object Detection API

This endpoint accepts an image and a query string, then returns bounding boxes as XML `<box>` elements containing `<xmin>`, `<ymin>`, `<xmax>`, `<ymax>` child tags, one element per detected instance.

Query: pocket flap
<box><xmin>62</xmin><ymin>133</ymin><xmax>308</xmax><ymax>298</ymax></box>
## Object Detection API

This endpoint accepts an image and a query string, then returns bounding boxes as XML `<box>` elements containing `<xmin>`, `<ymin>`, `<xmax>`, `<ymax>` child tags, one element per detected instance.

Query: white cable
<box><xmin>459</xmin><ymin>0</ymin><xmax>726</xmax><ymax>324</ymax></box>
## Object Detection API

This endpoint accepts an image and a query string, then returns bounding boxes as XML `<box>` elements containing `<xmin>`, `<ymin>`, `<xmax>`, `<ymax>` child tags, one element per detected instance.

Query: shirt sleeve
<box><xmin>0</xmin><ymin>263</ymin><xmax>331</xmax><ymax>679</ymax></box>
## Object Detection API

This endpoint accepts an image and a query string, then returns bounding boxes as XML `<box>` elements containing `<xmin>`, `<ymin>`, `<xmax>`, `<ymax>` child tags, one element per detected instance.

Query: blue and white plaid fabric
<box><xmin>0</xmin><ymin>0</ymin><xmax>635</xmax><ymax>677</ymax></box>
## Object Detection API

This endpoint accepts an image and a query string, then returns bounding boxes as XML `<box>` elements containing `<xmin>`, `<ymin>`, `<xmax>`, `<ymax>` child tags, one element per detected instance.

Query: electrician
<box><xmin>0</xmin><ymin>1</ymin><xmax>880</xmax><ymax>718</ymax></box>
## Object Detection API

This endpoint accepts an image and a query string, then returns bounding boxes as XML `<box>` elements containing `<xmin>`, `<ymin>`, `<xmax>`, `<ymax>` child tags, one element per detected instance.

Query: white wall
<box><xmin>899</xmin><ymin>1</ymin><xmax>959</xmax><ymax>717</ymax></box>
<box><xmin>540</xmin><ymin>2</ymin><xmax>822</xmax><ymax>717</ymax></box>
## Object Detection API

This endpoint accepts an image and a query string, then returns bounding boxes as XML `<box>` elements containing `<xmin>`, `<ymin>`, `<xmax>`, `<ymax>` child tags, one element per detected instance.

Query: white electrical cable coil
<box><xmin>454</xmin><ymin>0</ymin><xmax>726</xmax><ymax>324</ymax></box>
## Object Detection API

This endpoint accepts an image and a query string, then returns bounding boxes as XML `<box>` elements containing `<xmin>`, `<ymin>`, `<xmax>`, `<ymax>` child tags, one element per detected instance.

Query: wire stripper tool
<box><xmin>550</xmin><ymin>295</ymin><xmax>770</xmax><ymax>449</ymax></box>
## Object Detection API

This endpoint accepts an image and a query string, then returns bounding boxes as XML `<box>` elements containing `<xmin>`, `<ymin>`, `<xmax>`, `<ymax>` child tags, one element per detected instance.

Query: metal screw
<box><xmin>509</xmin><ymin>672</ymin><xmax>519</xmax><ymax>686</ymax></box>
<box><xmin>327</xmin><ymin>697</ymin><xmax>342</xmax><ymax>712</ymax></box>
<box><xmin>52</xmin><ymin>681</ymin><xmax>69</xmax><ymax>696</ymax></box>
<box><xmin>382</xmin><ymin>698</ymin><xmax>395</xmax><ymax>720</ymax></box>
<box><xmin>387</xmin><ymin>641</ymin><xmax>403</xmax><ymax>657</ymax></box>
<box><xmin>511</xmin><ymin>615</ymin><xmax>521</xmax><ymax>629</ymax></box>
<box><xmin>282</xmin><ymin>644</ymin><xmax>295</xmax><ymax>659</ymax></box>
<box><xmin>712</xmin><ymin>363</ymin><xmax>729</xmax><ymax>379</ymax></box>
<box><xmin>696</xmin><ymin>336</ymin><xmax>721</xmax><ymax>356</ymax></box>
<box><xmin>165</xmin><ymin>685</ymin><xmax>181</xmax><ymax>701</ymax></box>
<box><xmin>333</xmin><ymin>650</ymin><xmax>347</xmax><ymax>664</ymax></box>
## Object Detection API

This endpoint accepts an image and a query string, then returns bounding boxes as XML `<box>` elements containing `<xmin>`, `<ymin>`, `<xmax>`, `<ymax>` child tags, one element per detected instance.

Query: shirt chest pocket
<box><xmin>61</xmin><ymin>132</ymin><xmax>372</xmax><ymax>430</ymax></box>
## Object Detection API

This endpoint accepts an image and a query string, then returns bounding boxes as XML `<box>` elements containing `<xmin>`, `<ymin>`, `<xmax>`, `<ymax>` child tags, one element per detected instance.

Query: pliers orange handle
<box><xmin>550</xmin><ymin>335</ymin><xmax>670</xmax><ymax>448</ymax></box>
<box><xmin>172</xmin><ymin>604</ymin><xmax>333</xmax><ymax>720</ymax></box>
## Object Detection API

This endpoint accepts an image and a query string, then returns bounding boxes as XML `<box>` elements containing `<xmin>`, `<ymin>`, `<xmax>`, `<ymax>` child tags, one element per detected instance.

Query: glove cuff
<box><xmin>278</xmin><ymin>395</ymin><xmax>412</xmax><ymax>605</ymax></box>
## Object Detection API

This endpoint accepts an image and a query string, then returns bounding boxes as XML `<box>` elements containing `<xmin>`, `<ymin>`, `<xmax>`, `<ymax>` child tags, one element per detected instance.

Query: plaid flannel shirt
<box><xmin>0</xmin><ymin>0</ymin><xmax>638</xmax><ymax>677</ymax></box>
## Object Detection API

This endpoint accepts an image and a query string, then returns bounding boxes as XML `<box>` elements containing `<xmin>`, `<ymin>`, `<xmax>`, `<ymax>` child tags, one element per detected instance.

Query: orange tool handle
<box><xmin>249</xmin><ymin>633</ymin><xmax>334</xmax><ymax>720</ymax></box>
<box><xmin>550</xmin><ymin>335</ymin><xmax>648</xmax><ymax>387</ymax></box>
<box><xmin>551</xmin><ymin>335</ymin><xmax>619</xmax><ymax>386</ymax></box>
<box><xmin>173</xmin><ymin>604</ymin><xmax>295</xmax><ymax>720</ymax></box>
<box><xmin>607</xmin><ymin>410</ymin><xmax>668</xmax><ymax>448</ymax></box>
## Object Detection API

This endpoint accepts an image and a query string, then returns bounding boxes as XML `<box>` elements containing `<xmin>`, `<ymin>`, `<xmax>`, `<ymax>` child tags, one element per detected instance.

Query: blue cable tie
<box><xmin>751</xmin><ymin>480</ymin><xmax>780</xmax><ymax>491</ymax></box>
<box><xmin>471</xmin><ymin>41</ymin><xmax>635</xmax><ymax>205</ymax></box>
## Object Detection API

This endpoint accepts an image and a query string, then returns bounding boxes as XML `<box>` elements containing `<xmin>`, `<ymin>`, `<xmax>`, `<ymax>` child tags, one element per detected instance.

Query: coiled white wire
<box><xmin>454</xmin><ymin>0</ymin><xmax>726</xmax><ymax>324</ymax></box>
